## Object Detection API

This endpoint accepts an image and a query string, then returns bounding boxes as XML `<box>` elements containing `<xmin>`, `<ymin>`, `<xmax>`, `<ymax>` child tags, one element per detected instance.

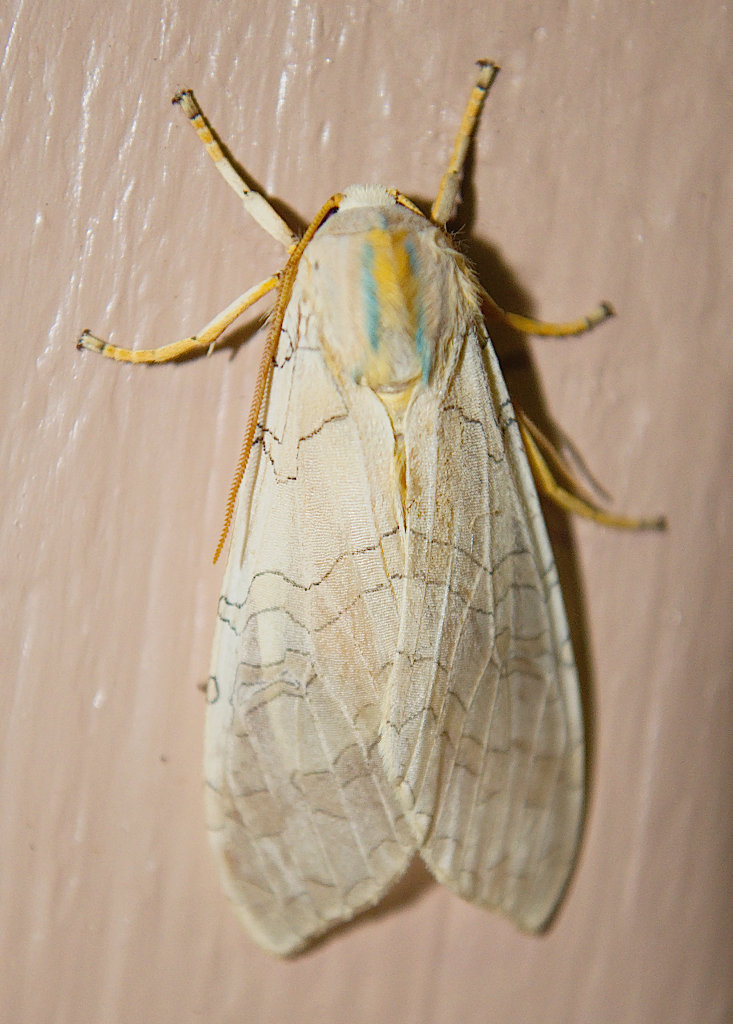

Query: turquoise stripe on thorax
<box><xmin>361</xmin><ymin>239</ymin><xmax>381</xmax><ymax>351</ymax></box>
<box><xmin>404</xmin><ymin>237</ymin><xmax>430</xmax><ymax>381</ymax></box>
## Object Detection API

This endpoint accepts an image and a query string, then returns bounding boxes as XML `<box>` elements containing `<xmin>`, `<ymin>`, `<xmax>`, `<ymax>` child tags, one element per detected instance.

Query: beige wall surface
<box><xmin>3</xmin><ymin>1</ymin><xmax>731</xmax><ymax>1022</ymax></box>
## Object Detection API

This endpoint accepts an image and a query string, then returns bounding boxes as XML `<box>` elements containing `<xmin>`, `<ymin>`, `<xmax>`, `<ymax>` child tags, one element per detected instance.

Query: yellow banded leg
<box><xmin>77</xmin><ymin>274</ymin><xmax>279</xmax><ymax>363</ymax></box>
<box><xmin>431</xmin><ymin>60</ymin><xmax>499</xmax><ymax>227</ymax></box>
<box><xmin>173</xmin><ymin>90</ymin><xmax>297</xmax><ymax>251</ymax></box>
<box><xmin>482</xmin><ymin>287</ymin><xmax>615</xmax><ymax>337</ymax></box>
<box><xmin>519</xmin><ymin>411</ymin><xmax>667</xmax><ymax>531</ymax></box>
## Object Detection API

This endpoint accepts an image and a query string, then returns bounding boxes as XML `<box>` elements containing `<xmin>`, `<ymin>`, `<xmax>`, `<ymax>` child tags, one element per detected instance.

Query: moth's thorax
<box><xmin>298</xmin><ymin>190</ymin><xmax>478</xmax><ymax>406</ymax></box>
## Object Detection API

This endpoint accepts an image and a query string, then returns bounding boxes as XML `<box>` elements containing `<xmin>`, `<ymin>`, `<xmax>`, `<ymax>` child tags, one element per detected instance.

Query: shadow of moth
<box><xmin>79</xmin><ymin>61</ymin><xmax>664</xmax><ymax>955</ymax></box>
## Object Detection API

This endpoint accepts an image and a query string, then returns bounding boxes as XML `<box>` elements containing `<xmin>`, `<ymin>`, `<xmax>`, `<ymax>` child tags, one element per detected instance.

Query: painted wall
<box><xmin>3</xmin><ymin>2</ymin><xmax>730</xmax><ymax>1021</ymax></box>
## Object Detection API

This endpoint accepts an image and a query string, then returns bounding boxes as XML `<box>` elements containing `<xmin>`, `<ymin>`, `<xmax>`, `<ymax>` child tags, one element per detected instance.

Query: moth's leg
<box><xmin>77</xmin><ymin>275</ymin><xmax>278</xmax><ymax>363</ymax></box>
<box><xmin>173</xmin><ymin>90</ymin><xmax>297</xmax><ymax>251</ymax></box>
<box><xmin>519</xmin><ymin>410</ymin><xmax>667</xmax><ymax>530</ymax></box>
<box><xmin>482</xmin><ymin>287</ymin><xmax>615</xmax><ymax>337</ymax></box>
<box><xmin>431</xmin><ymin>60</ymin><xmax>499</xmax><ymax>227</ymax></box>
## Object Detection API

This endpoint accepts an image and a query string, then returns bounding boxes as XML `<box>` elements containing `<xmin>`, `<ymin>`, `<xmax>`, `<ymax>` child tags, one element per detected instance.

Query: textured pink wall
<box><xmin>3</xmin><ymin>2</ymin><xmax>731</xmax><ymax>1022</ymax></box>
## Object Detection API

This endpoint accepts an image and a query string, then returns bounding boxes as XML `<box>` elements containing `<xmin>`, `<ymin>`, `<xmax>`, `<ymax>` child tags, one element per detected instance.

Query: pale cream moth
<box><xmin>79</xmin><ymin>62</ymin><xmax>664</xmax><ymax>956</ymax></box>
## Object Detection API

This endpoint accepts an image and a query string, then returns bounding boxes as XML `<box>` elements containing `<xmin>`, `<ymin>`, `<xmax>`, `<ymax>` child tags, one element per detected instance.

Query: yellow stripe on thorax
<box><xmin>363</xmin><ymin>228</ymin><xmax>422</xmax><ymax>355</ymax></box>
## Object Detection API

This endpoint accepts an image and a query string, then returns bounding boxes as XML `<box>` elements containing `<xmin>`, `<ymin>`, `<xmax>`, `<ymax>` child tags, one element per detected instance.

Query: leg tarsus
<box><xmin>483</xmin><ymin>288</ymin><xmax>615</xmax><ymax>338</ymax></box>
<box><xmin>172</xmin><ymin>90</ymin><xmax>297</xmax><ymax>251</ymax></box>
<box><xmin>77</xmin><ymin>274</ymin><xmax>279</xmax><ymax>365</ymax></box>
<box><xmin>519</xmin><ymin>410</ymin><xmax>667</xmax><ymax>531</ymax></box>
<box><xmin>431</xmin><ymin>60</ymin><xmax>500</xmax><ymax>227</ymax></box>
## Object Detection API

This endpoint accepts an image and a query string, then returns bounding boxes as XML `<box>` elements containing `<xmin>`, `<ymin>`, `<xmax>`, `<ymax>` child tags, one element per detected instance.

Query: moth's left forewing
<box><xmin>379</xmin><ymin>248</ymin><xmax>584</xmax><ymax>931</ymax></box>
<box><xmin>206</xmin><ymin>269</ymin><xmax>417</xmax><ymax>955</ymax></box>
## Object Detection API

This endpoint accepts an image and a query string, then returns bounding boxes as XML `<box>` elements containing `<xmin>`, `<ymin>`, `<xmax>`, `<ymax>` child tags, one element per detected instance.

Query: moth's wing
<box><xmin>206</xmin><ymin>314</ymin><xmax>415</xmax><ymax>956</ymax></box>
<box><xmin>381</xmin><ymin>325</ymin><xmax>584</xmax><ymax>931</ymax></box>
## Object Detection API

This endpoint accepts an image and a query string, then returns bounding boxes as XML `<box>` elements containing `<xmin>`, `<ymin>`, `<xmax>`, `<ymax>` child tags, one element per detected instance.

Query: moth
<box><xmin>79</xmin><ymin>62</ymin><xmax>663</xmax><ymax>955</ymax></box>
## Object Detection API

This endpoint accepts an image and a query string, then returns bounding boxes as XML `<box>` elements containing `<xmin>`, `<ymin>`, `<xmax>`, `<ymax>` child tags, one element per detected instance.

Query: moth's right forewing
<box><xmin>382</xmin><ymin>312</ymin><xmax>585</xmax><ymax>932</ymax></box>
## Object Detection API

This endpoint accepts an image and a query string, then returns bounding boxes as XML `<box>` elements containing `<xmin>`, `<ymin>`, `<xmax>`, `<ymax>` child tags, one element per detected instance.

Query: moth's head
<box><xmin>336</xmin><ymin>184</ymin><xmax>425</xmax><ymax>218</ymax></box>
